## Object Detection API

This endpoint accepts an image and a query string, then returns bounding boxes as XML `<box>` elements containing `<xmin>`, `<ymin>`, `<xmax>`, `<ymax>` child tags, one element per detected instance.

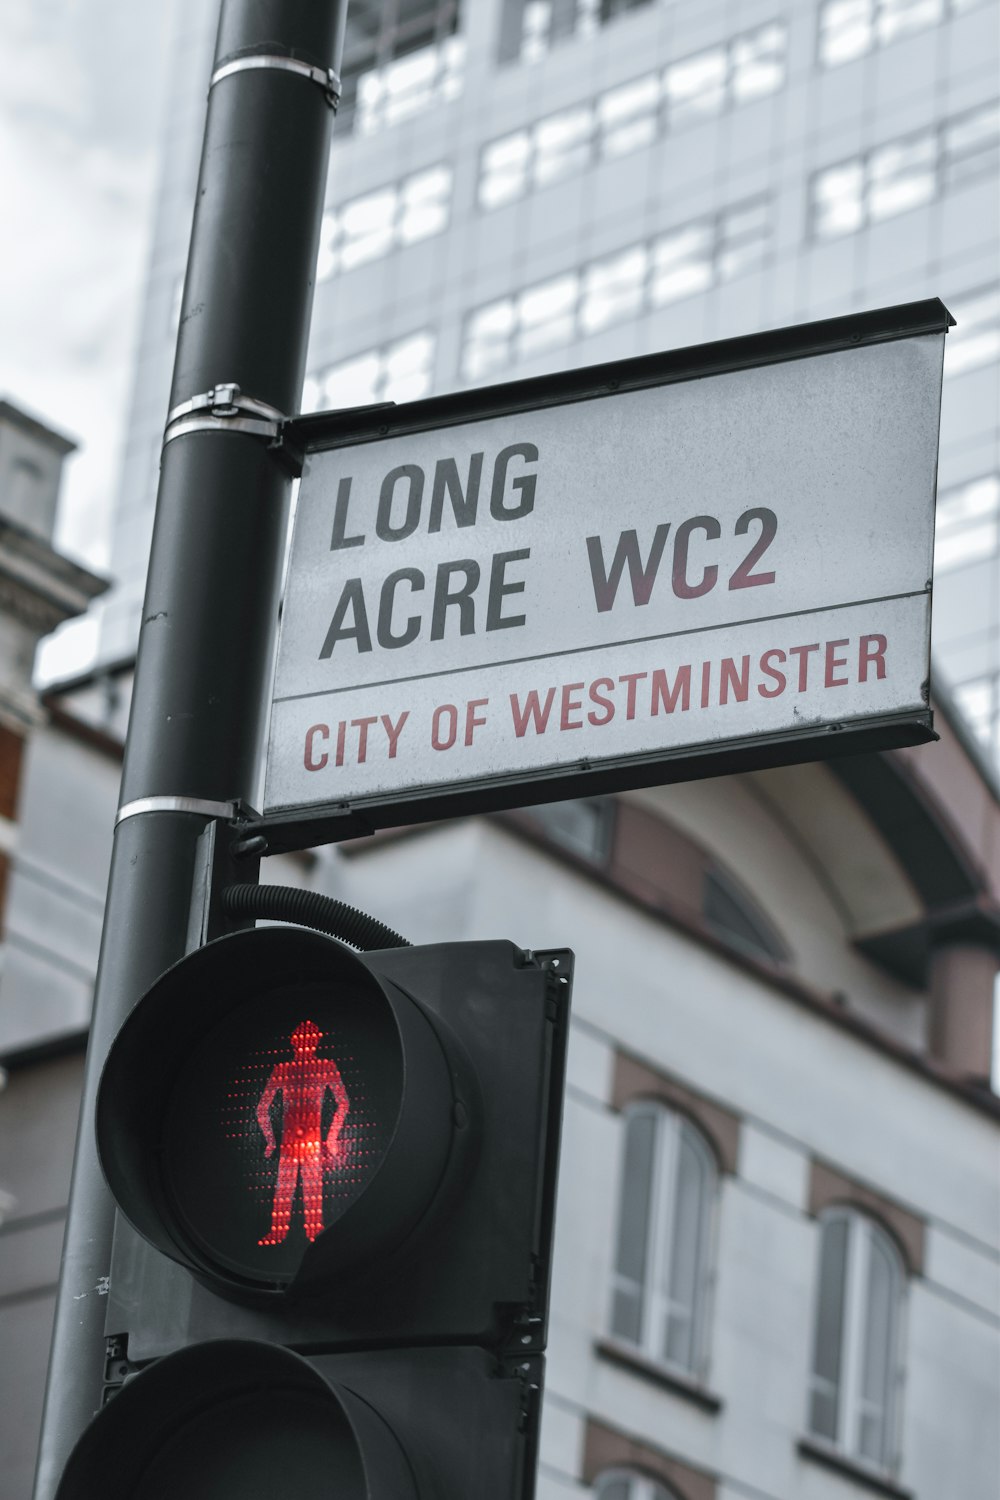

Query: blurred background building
<box><xmin>1</xmin><ymin>2</ymin><xmax>999</xmax><ymax>1498</ymax></box>
<box><xmin>99</xmin><ymin>0</ymin><xmax>1000</xmax><ymax>765</ymax></box>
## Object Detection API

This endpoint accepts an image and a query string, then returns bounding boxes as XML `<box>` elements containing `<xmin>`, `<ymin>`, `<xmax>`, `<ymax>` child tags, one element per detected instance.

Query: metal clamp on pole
<box><xmin>163</xmin><ymin>384</ymin><xmax>288</xmax><ymax>446</ymax></box>
<box><xmin>115</xmin><ymin>795</ymin><xmax>242</xmax><ymax>829</ymax></box>
<box><xmin>210</xmin><ymin>53</ymin><xmax>341</xmax><ymax>109</ymax></box>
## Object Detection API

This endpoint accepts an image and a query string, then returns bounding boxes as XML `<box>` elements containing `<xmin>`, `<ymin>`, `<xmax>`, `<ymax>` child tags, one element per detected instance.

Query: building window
<box><xmin>317</xmin><ymin>165</ymin><xmax>452</xmax><ymax>280</ymax></box>
<box><xmin>665</xmin><ymin>23</ymin><xmax>787</xmax><ymax>128</ymax></box>
<box><xmin>943</xmin><ymin>286</ymin><xmax>1000</xmax><ymax>376</ymax></box>
<box><xmin>518</xmin><ymin>273</ymin><xmax>579</xmax><ymax>359</ymax></box>
<box><xmin>610</xmin><ymin>1102</ymin><xmax>716</xmax><ymax>1375</ymax></box>
<box><xmin>934</xmin><ymin>474</ymin><xmax>1000</xmax><ymax>573</ymax></box>
<box><xmin>498</xmin><ymin>0</ymin><xmax>653</xmax><ymax>65</ymax></box>
<box><xmin>812</xmin><ymin>132</ymin><xmax>934</xmax><ymax>236</ymax></box>
<box><xmin>6</xmin><ymin>457</ymin><xmax>45</xmax><ymax>519</ymax></box>
<box><xmin>717</xmin><ymin>198</ymin><xmax>772</xmax><ymax>281</ymax></box>
<box><xmin>867</xmin><ymin>131</ymin><xmax>937</xmax><ymax>221</ymax></box>
<box><xmin>703</xmin><ymin>867</ymin><xmax>788</xmax><ymax>965</ymax></box>
<box><xmin>811</xmin><ymin>103</ymin><xmax>999</xmax><ymax>237</ymax></box>
<box><xmin>818</xmin><ymin>0</ymin><xmax>989</xmax><ymax>67</ymax></box>
<box><xmin>302</xmin><ymin>331</ymin><xmax>435</xmax><ymax>412</ymax></box>
<box><xmin>594</xmin><ymin>1472</ymin><xmax>678</xmax><ymax>1500</ymax></box>
<box><xmin>942</xmin><ymin>101</ymin><xmax>1000</xmax><ymax>191</ymax></box>
<box><xmin>953</xmin><ymin>674</ymin><xmax>1000</xmax><ymax>758</ymax></box>
<box><xmin>582</xmin><ymin>245</ymin><xmax>648</xmax><ymax>333</ymax></box>
<box><xmin>808</xmin><ymin>1210</ymin><xmax>906</xmax><ymax>1472</ymax></box>
<box><xmin>480</xmin><ymin>25</ymin><xmax>786</xmax><ymax>208</ymax></box>
<box><xmin>598</xmin><ymin>73</ymin><xmax>660</xmax><ymax>160</ymax></box>
<box><xmin>356</xmin><ymin>35</ymin><xmax>464</xmax><ymax>135</ymax></box>
<box><xmin>520</xmin><ymin>797</ymin><xmax>614</xmax><ymax>862</ymax></box>
<box><xmin>462</xmin><ymin>198</ymin><xmax>771</xmax><ymax>378</ymax></box>
<box><xmin>338</xmin><ymin>1</ymin><xmax>462</xmax><ymax>136</ymax></box>
<box><xmin>649</xmin><ymin>223</ymin><xmax>713</xmax><ymax>305</ymax></box>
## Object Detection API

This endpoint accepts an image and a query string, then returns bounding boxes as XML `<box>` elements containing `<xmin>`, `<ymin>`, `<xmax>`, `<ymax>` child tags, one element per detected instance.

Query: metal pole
<box><xmin>32</xmin><ymin>3</ymin><xmax>347</xmax><ymax>1494</ymax></box>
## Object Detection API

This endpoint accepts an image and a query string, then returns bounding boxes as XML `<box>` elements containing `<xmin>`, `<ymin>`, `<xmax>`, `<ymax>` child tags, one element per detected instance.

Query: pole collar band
<box><xmin>116</xmin><ymin>796</ymin><xmax>239</xmax><ymax>828</ymax></box>
<box><xmin>163</xmin><ymin>384</ymin><xmax>287</xmax><ymax>446</ymax></box>
<box><xmin>210</xmin><ymin>53</ymin><xmax>341</xmax><ymax>108</ymax></box>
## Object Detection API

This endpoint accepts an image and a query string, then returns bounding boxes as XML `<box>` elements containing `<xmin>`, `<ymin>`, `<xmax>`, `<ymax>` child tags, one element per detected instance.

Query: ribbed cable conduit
<box><xmin>222</xmin><ymin>883</ymin><xmax>411</xmax><ymax>950</ymax></box>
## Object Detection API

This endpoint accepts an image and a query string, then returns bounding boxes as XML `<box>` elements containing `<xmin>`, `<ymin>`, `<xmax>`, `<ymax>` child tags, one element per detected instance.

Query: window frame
<box><xmin>816</xmin><ymin>0</ymin><xmax>991</xmax><ymax>69</ymax></box>
<box><xmin>337</xmin><ymin>0</ymin><xmax>462</xmax><ymax>136</ymax></box>
<box><xmin>317</xmin><ymin>164</ymin><xmax>453</xmax><ymax>282</ymax></box>
<box><xmin>810</xmin><ymin>100</ymin><xmax>999</xmax><ymax>239</ymax></box>
<box><xmin>482</xmin><ymin>23</ymin><xmax>787</xmax><ymax>209</ymax></box>
<box><xmin>807</xmin><ymin>1207</ymin><xmax>907</xmax><ymax>1475</ymax></box>
<box><xmin>609</xmin><ymin>1099</ymin><xmax>719</xmax><ymax>1380</ymax></box>
<box><xmin>933</xmin><ymin>473</ymin><xmax>1000</xmax><ymax>574</ymax></box>
<box><xmin>462</xmin><ymin>197</ymin><xmax>772</xmax><ymax>380</ymax></box>
<box><xmin>303</xmin><ymin>329</ymin><xmax>436</xmax><ymax>413</ymax></box>
<box><xmin>593</xmin><ymin>1469</ymin><xmax>679</xmax><ymax>1500</ymax></box>
<box><xmin>702</xmin><ymin>864</ymin><xmax>790</xmax><ymax>965</ymax></box>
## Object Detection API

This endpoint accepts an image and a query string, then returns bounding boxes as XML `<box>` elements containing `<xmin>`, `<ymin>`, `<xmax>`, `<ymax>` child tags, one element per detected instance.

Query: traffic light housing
<box><xmin>56</xmin><ymin>929</ymin><xmax>571</xmax><ymax>1498</ymax></box>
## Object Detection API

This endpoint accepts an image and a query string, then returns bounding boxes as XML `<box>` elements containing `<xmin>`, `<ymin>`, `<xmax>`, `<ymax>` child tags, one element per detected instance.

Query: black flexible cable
<box><xmin>222</xmin><ymin>883</ymin><xmax>411</xmax><ymax>950</ymax></box>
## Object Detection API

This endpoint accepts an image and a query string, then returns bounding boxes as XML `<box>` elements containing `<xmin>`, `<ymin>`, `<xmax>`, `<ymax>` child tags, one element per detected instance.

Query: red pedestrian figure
<box><xmin>255</xmin><ymin>1019</ymin><xmax>350</xmax><ymax>1246</ymax></box>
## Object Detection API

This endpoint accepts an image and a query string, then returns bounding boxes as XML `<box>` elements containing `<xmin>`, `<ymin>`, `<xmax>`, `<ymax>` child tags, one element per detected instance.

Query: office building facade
<box><xmin>102</xmin><ymin>0</ymin><xmax>1000</xmax><ymax>760</ymax></box>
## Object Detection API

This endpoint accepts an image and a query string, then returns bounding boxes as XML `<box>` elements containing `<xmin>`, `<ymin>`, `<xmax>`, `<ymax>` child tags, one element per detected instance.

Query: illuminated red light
<box><xmin>254</xmin><ymin>1020</ymin><xmax>350</xmax><ymax>1246</ymax></box>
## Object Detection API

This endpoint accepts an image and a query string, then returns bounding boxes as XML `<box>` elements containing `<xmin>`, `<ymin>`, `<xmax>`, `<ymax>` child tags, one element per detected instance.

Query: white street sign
<box><xmin>264</xmin><ymin>305</ymin><xmax>947</xmax><ymax>827</ymax></box>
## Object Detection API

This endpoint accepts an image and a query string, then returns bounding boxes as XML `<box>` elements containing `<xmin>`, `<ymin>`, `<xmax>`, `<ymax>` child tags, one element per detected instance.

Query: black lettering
<box><xmin>490</xmin><ymin>443</ymin><xmax>537</xmax><ymax>521</ymax></box>
<box><xmin>672</xmin><ymin>515</ymin><xmax>720</xmax><ymax>599</ymax></box>
<box><xmin>729</xmin><ymin>507</ymin><xmax>777</xmax><ymax>590</ymax></box>
<box><xmin>377</xmin><ymin>568</ymin><xmax>425</xmax><ymax>649</ymax></box>
<box><xmin>431</xmin><ymin>559</ymin><xmax>480</xmax><ymax>640</ymax></box>
<box><xmin>318</xmin><ymin>579</ymin><xmax>372</xmax><ymax>656</ymax></box>
<box><xmin>428</xmin><ymin>454</ymin><xmax>483</xmax><ymax>532</ymax></box>
<box><xmin>586</xmin><ymin>526</ymin><xmax>670</xmax><ymax>613</ymax></box>
<box><xmin>376</xmin><ymin>464</ymin><xmax>424</xmax><ymax>541</ymax></box>
<box><xmin>487</xmin><ymin>549</ymin><xmax>529</xmax><ymax>632</ymax></box>
<box><xmin>330</xmin><ymin>475</ymin><xmax>365</xmax><ymax>550</ymax></box>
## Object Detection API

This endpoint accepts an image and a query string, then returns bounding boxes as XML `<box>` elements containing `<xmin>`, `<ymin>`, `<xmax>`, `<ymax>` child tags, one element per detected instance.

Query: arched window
<box><xmin>610</xmin><ymin>1101</ymin><xmax>716</xmax><ymax>1373</ymax></box>
<box><xmin>808</xmin><ymin>1209</ymin><xmax>906</xmax><ymax>1470</ymax></box>
<box><xmin>702</xmin><ymin>864</ymin><xmax>788</xmax><ymax>965</ymax></box>
<box><xmin>594</xmin><ymin>1469</ymin><xmax>679</xmax><ymax>1500</ymax></box>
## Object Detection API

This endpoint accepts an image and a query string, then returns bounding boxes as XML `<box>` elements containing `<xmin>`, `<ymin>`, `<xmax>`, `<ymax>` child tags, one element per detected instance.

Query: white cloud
<box><xmin>0</xmin><ymin>1</ymin><xmax>174</xmax><ymax>576</ymax></box>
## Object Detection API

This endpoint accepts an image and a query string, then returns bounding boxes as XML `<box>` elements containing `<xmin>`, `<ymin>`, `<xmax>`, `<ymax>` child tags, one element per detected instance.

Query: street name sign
<box><xmin>264</xmin><ymin>300</ymin><xmax>950</xmax><ymax>836</ymax></box>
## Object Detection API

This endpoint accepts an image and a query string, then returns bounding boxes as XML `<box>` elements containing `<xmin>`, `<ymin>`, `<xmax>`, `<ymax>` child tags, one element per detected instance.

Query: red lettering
<box><xmin>510</xmin><ymin>687</ymin><xmax>557</xmax><ymax>737</ymax></box>
<box><xmin>431</xmin><ymin>703</ymin><xmax>458</xmax><ymax>750</ymax></box>
<box><xmin>464</xmin><ymin>698</ymin><xmax>488</xmax><ymax>745</ymax></box>
<box><xmin>351</xmin><ymin>715</ymin><xmax>378</xmax><ymax>763</ymax></box>
<box><xmin>560</xmin><ymin>682</ymin><xmax>585</xmax><ymax>730</ymax></box>
<box><xmin>651</xmin><ymin>665</ymin><xmax>691</xmax><ymax>715</ymax></box>
<box><xmin>720</xmin><ymin>655</ymin><xmax>750</xmax><ymax>705</ymax></box>
<box><xmin>758</xmin><ymin>649</ymin><xmax>786</xmax><ymax>699</ymax></box>
<box><xmin>587</xmin><ymin>678</ymin><xmax>616</xmax><ymax>726</ymax></box>
<box><xmin>618</xmin><ymin>671</ymin><xmax>647</xmax><ymax>720</ymax></box>
<box><xmin>859</xmin><ymin>633</ymin><xmax>887</xmax><ymax>682</ymax></box>
<box><xmin>304</xmin><ymin>724</ymin><xmax>329</xmax><ymax>771</ymax></box>
<box><xmin>381</xmin><ymin>711</ymin><xmax>409</xmax><ymax>758</ymax></box>
<box><xmin>788</xmin><ymin>643</ymin><xmax>820</xmax><ymax>691</ymax></box>
<box><xmin>824</xmin><ymin>639</ymin><xmax>850</xmax><ymax>687</ymax></box>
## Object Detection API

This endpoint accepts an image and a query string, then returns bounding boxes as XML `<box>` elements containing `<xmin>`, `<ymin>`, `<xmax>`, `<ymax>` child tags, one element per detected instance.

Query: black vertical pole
<box><xmin>32</xmin><ymin>3</ymin><xmax>347</xmax><ymax>1495</ymax></box>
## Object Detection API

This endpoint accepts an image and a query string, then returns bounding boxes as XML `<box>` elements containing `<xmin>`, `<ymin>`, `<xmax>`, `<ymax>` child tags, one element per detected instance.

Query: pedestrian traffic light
<box><xmin>55</xmin><ymin>928</ymin><xmax>571</xmax><ymax>1498</ymax></box>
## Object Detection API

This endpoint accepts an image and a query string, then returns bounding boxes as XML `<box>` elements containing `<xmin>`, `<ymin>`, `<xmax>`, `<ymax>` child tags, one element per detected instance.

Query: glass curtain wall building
<box><xmin>102</xmin><ymin>0</ymin><xmax>1000</xmax><ymax>764</ymax></box>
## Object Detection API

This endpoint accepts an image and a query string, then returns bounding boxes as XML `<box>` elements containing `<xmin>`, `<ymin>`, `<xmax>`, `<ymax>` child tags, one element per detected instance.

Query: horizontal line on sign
<box><xmin>273</xmin><ymin>588</ymin><xmax>927</xmax><ymax>705</ymax></box>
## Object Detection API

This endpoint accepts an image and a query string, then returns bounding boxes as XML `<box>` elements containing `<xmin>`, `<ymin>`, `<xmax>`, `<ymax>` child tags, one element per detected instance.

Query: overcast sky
<box><xmin>0</xmin><ymin>0</ymin><xmax>176</xmax><ymax>580</ymax></box>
